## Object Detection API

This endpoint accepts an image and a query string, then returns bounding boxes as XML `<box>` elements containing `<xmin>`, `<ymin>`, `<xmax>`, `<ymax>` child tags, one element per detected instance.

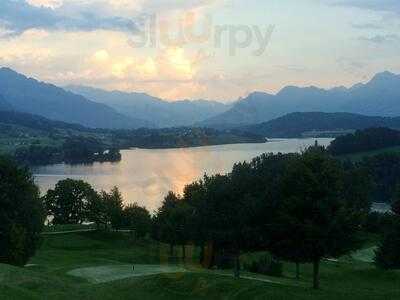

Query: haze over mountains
<box><xmin>0</xmin><ymin>68</ymin><xmax>152</xmax><ymax>129</ymax></box>
<box><xmin>200</xmin><ymin>71</ymin><xmax>400</xmax><ymax>128</ymax></box>
<box><xmin>66</xmin><ymin>85</ymin><xmax>231</xmax><ymax>128</ymax></box>
<box><xmin>0</xmin><ymin>67</ymin><xmax>399</xmax><ymax>131</ymax></box>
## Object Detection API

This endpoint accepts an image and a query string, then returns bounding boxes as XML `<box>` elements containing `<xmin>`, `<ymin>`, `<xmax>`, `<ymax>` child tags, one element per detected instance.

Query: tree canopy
<box><xmin>44</xmin><ymin>179</ymin><xmax>97</xmax><ymax>225</ymax></box>
<box><xmin>0</xmin><ymin>156</ymin><xmax>44</xmax><ymax>266</ymax></box>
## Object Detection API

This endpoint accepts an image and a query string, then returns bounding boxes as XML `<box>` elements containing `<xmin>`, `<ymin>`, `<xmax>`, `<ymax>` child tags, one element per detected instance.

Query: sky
<box><xmin>0</xmin><ymin>0</ymin><xmax>399</xmax><ymax>102</ymax></box>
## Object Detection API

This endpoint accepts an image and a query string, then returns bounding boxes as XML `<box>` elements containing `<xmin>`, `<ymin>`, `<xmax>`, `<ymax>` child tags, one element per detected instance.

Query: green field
<box><xmin>1</xmin><ymin>229</ymin><xmax>399</xmax><ymax>300</ymax></box>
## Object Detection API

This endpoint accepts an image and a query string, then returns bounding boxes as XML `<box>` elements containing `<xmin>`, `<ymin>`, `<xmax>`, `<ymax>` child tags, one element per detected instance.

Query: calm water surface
<box><xmin>33</xmin><ymin>138</ymin><xmax>333</xmax><ymax>212</ymax></box>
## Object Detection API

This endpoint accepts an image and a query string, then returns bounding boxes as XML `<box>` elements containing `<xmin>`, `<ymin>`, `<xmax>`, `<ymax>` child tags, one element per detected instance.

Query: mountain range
<box><xmin>0</xmin><ymin>94</ymin><xmax>12</xmax><ymax>110</ymax></box>
<box><xmin>1</xmin><ymin>67</ymin><xmax>399</xmax><ymax>130</ymax></box>
<box><xmin>65</xmin><ymin>85</ymin><xmax>231</xmax><ymax>128</ymax></box>
<box><xmin>200</xmin><ymin>71</ymin><xmax>400</xmax><ymax>128</ymax></box>
<box><xmin>0</xmin><ymin>68</ymin><xmax>151</xmax><ymax>129</ymax></box>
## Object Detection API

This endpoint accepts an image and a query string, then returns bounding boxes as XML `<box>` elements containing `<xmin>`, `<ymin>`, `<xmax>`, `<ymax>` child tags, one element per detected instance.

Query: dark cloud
<box><xmin>0</xmin><ymin>0</ymin><xmax>138</xmax><ymax>36</ymax></box>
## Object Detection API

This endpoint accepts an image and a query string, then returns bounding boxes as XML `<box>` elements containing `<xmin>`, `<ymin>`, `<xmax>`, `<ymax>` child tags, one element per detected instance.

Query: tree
<box><xmin>182</xmin><ymin>181</ymin><xmax>207</xmax><ymax>263</ymax></box>
<box><xmin>102</xmin><ymin>187</ymin><xmax>124</xmax><ymax>229</ymax></box>
<box><xmin>181</xmin><ymin>153</ymin><xmax>294</xmax><ymax>273</ymax></box>
<box><xmin>86</xmin><ymin>191</ymin><xmax>107</xmax><ymax>229</ymax></box>
<box><xmin>183</xmin><ymin>173</ymin><xmax>255</xmax><ymax>276</ymax></box>
<box><xmin>121</xmin><ymin>204</ymin><xmax>152</xmax><ymax>239</ymax></box>
<box><xmin>360</xmin><ymin>153</ymin><xmax>400</xmax><ymax>203</ymax></box>
<box><xmin>328</xmin><ymin>127</ymin><xmax>400</xmax><ymax>156</ymax></box>
<box><xmin>375</xmin><ymin>221</ymin><xmax>400</xmax><ymax>270</ymax></box>
<box><xmin>62</xmin><ymin>136</ymin><xmax>103</xmax><ymax>163</ymax></box>
<box><xmin>86</xmin><ymin>186</ymin><xmax>124</xmax><ymax>230</ymax></box>
<box><xmin>154</xmin><ymin>191</ymin><xmax>182</xmax><ymax>256</ymax></box>
<box><xmin>392</xmin><ymin>184</ymin><xmax>400</xmax><ymax>216</ymax></box>
<box><xmin>0</xmin><ymin>156</ymin><xmax>45</xmax><ymax>266</ymax></box>
<box><xmin>44</xmin><ymin>179</ymin><xmax>96</xmax><ymax>224</ymax></box>
<box><xmin>185</xmin><ymin>175</ymin><xmax>234</xmax><ymax>268</ymax></box>
<box><xmin>269</xmin><ymin>146</ymin><xmax>370</xmax><ymax>289</ymax></box>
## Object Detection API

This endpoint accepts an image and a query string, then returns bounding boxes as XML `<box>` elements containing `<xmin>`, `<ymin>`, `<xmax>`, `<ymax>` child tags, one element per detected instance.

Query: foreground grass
<box><xmin>1</xmin><ymin>231</ymin><xmax>399</xmax><ymax>300</ymax></box>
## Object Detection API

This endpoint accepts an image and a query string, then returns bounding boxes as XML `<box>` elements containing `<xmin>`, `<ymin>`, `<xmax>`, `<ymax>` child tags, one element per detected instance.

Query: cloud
<box><xmin>26</xmin><ymin>0</ymin><xmax>63</xmax><ymax>9</ymax></box>
<box><xmin>351</xmin><ymin>23</ymin><xmax>383</xmax><ymax>30</ymax></box>
<box><xmin>333</xmin><ymin>0</ymin><xmax>400</xmax><ymax>14</ymax></box>
<box><xmin>357</xmin><ymin>34</ymin><xmax>400</xmax><ymax>44</ymax></box>
<box><xmin>0</xmin><ymin>0</ymin><xmax>138</xmax><ymax>35</ymax></box>
<box><xmin>0</xmin><ymin>0</ymin><xmax>221</xmax><ymax>37</ymax></box>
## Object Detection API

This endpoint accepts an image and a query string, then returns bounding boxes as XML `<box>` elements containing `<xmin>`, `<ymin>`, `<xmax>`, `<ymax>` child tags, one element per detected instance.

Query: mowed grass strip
<box><xmin>68</xmin><ymin>264</ymin><xmax>187</xmax><ymax>284</ymax></box>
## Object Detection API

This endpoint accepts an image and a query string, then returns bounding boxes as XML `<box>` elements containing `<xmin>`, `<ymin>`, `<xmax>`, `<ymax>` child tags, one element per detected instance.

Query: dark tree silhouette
<box><xmin>0</xmin><ymin>156</ymin><xmax>45</xmax><ymax>266</ymax></box>
<box><xmin>375</xmin><ymin>221</ymin><xmax>400</xmax><ymax>270</ymax></box>
<box><xmin>121</xmin><ymin>204</ymin><xmax>152</xmax><ymax>239</ymax></box>
<box><xmin>269</xmin><ymin>146</ymin><xmax>370</xmax><ymax>289</ymax></box>
<box><xmin>44</xmin><ymin>179</ymin><xmax>97</xmax><ymax>225</ymax></box>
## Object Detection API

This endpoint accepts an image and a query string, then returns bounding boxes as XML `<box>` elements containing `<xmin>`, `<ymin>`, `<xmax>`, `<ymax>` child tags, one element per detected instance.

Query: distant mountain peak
<box><xmin>248</xmin><ymin>91</ymin><xmax>272</xmax><ymax>97</ymax></box>
<box><xmin>277</xmin><ymin>85</ymin><xmax>326</xmax><ymax>97</ymax></box>
<box><xmin>0</xmin><ymin>67</ymin><xmax>26</xmax><ymax>79</ymax></box>
<box><xmin>0</xmin><ymin>67</ymin><xmax>16</xmax><ymax>73</ymax></box>
<box><xmin>370</xmin><ymin>71</ymin><xmax>399</xmax><ymax>83</ymax></box>
<box><xmin>66</xmin><ymin>84</ymin><xmax>230</xmax><ymax>128</ymax></box>
<box><xmin>373</xmin><ymin>70</ymin><xmax>396</xmax><ymax>78</ymax></box>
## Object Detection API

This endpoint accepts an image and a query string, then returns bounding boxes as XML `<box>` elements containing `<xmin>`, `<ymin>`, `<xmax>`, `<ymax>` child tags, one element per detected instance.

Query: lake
<box><xmin>33</xmin><ymin>138</ymin><xmax>333</xmax><ymax>212</ymax></box>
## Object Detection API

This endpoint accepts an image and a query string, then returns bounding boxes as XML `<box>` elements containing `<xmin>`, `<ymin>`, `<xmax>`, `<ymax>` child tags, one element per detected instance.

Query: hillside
<box><xmin>0</xmin><ymin>110</ymin><xmax>265</xmax><ymax>164</ymax></box>
<box><xmin>202</xmin><ymin>71</ymin><xmax>400</xmax><ymax>128</ymax></box>
<box><xmin>67</xmin><ymin>85</ymin><xmax>230</xmax><ymax>128</ymax></box>
<box><xmin>0</xmin><ymin>110</ymin><xmax>90</xmax><ymax>132</ymax></box>
<box><xmin>0</xmin><ymin>94</ymin><xmax>12</xmax><ymax>110</ymax></box>
<box><xmin>238</xmin><ymin>112</ymin><xmax>400</xmax><ymax>138</ymax></box>
<box><xmin>0</xmin><ymin>68</ymin><xmax>151</xmax><ymax>129</ymax></box>
<box><xmin>328</xmin><ymin>127</ymin><xmax>400</xmax><ymax>156</ymax></box>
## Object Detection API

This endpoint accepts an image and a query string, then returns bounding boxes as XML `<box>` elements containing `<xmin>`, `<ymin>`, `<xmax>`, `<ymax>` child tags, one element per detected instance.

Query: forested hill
<box><xmin>328</xmin><ymin>127</ymin><xmax>400</xmax><ymax>155</ymax></box>
<box><xmin>327</xmin><ymin>127</ymin><xmax>400</xmax><ymax>203</ymax></box>
<box><xmin>239</xmin><ymin>112</ymin><xmax>400</xmax><ymax>138</ymax></box>
<box><xmin>0</xmin><ymin>110</ymin><xmax>90</xmax><ymax>132</ymax></box>
<box><xmin>0</xmin><ymin>110</ymin><xmax>265</xmax><ymax>165</ymax></box>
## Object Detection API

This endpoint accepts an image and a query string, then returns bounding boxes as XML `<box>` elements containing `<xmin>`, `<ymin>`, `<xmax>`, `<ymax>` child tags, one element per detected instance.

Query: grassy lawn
<box><xmin>43</xmin><ymin>224</ymin><xmax>97</xmax><ymax>233</ymax></box>
<box><xmin>1</xmin><ymin>231</ymin><xmax>399</xmax><ymax>300</ymax></box>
